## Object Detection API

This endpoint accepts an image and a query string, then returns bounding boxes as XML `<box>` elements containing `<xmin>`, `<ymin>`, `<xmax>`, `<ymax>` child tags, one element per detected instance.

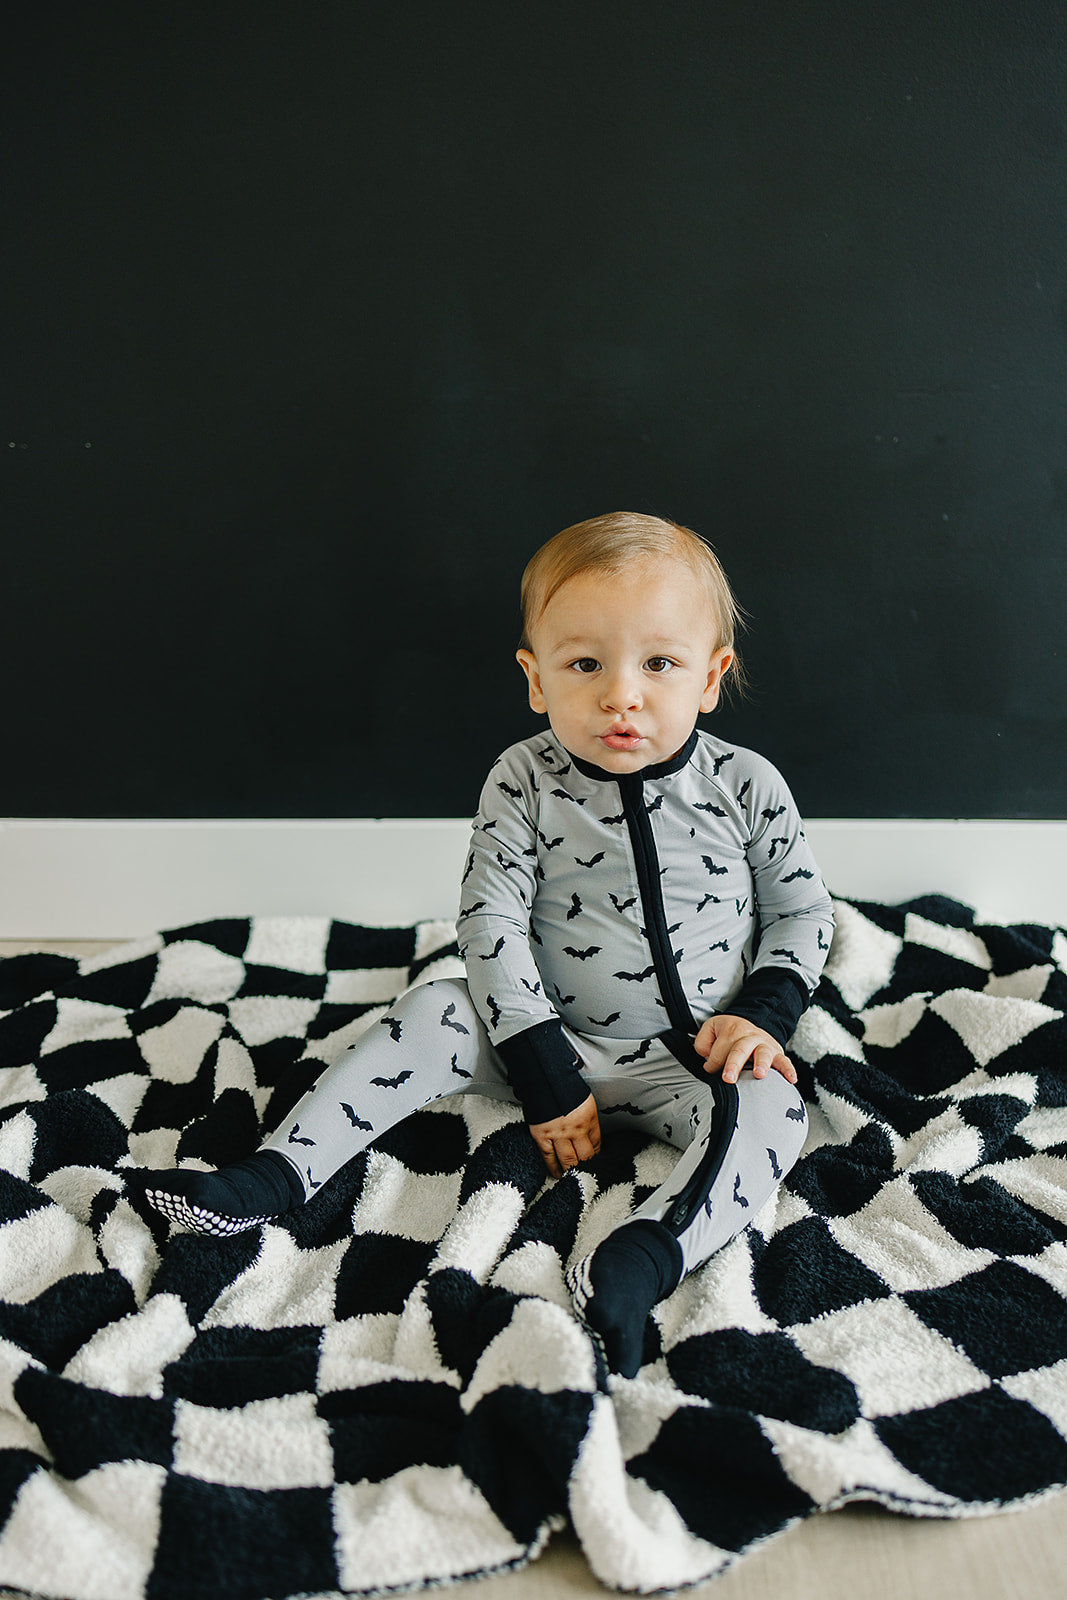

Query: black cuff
<box><xmin>722</xmin><ymin>966</ymin><xmax>810</xmax><ymax>1047</ymax></box>
<box><xmin>493</xmin><ymin>1019</ymin><xmax>589</xmax><ymax>1124</ymax></box>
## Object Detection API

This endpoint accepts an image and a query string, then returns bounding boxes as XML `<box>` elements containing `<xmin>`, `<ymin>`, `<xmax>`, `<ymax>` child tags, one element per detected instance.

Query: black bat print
<box><xmin>735</xmin><ymin>898</ymin><xmax>749</xmax><ymax>917</ymax></box>
<box><xmin>761</xmin><ymin>806</ymin><xmax>786</xmax><ymax>822</ymax></box>
<box><xmin>306</xmin><ymin>1170</ymin><xmax>322</xmax><ymax>1190</ymax></box>
<box><xmin>645</xmin><ymin>795</ymin><xmax>664</xmax><ymax>813</ymax></box>
<box><xmin>495</xmin><ymin>853</ymin><xmax>524</xmax><ymax>874</ymax></box>
<box><xmin>563</xmin><ymin>944</ymin><xmax>601</xmax><ymax>961</ymax></box>
<box><xmin>767</xmin><ymin>837</ymin><xmax>789</xmax><ymax>860</ymax></box>
<box><xmin>689</xmin><ymin>1103</ymin><xmax>702</xmax><ymax>1128</ymax></box>
<box><xmin>459</xmin><ymin>900</ymin><xmax>487</xmax><ymax>917</ymax></box>
<box><xmin>733</xmin><ymin>1173</ymin><xmax>749</xmax><ymax>1208</ymax></box>
<box><xmin>497</xmin><ymin>781</ymin><xmax>523</xmax><ymax>800</ymax></box>
<box><xmin>555</xmin><ymin>761</ymin><xmax>573</xmax><ymax>777</ymax></box>
<box><xmin>782</xmin><ymin>867</ymin><xmax>815</xmax><ymax>882</ymax></box>
<box><xmin>708</xmin><ymin>938</ymin><xmax>730</xmax><ymax>954</ymax></box>
<box><xmin>701</xmin><ymin>856</ymin><xmax>729</xmax><ymax>876</ymax></box>
<box><xmin>614</xmin><ymin>964</ymin><xmax>656</xmax><ymax>982</ymax></box>
<box><xmin>610</xmin><ymin>893</ymin><xmax>637</xmax><ymax>912</ymax></box>
<box><xmin>451</xmin><ymin>1054</ymin><xmax>472</xmax><ymax>1079</ymax></box>
<box><xmin>521</xmin><ymin>977</ymin><xmax>542</xmax><ymax>995</ymax></box>
<box><xmin>551</xmin><ymin>787</ymin><xmax>585</xmax><ymax>805</ymax></box>
<box><xmin>697</xmin><ymin>975</ymin><xmax>717</xmax><ymax>993</ymax></box>
<box><xmin>696</xmin><ymin>893</ymin><xmax>720</xmax><ymax>914</ymax></box>
<box><xmin>536</xmin><ymin>746</ymin><xmax>556</xmax><ymax>764</ymax></box>
<box><xmin>530</xmin><ymin>925</ymin><xmax>543</xmax><ymax>946</ymax></box>
<box><xmin>521</xmin><ymin>843</ymin><xmax>537</xmax><ymax>858</ymax></box>
<box><xmin>485</xmin><ymin>993</ymin><xmax>503</xmax><ymax>1028</ymax></box>
<box><xmin>478</xmin><ymin>936</ymin><xmax>506</xmax><ymax>960</ymax></box>
<box><xmin>601</xmin><ymin>1101</ymin><xmax>648</xmax><ymax>1117</ymax></box>
<box><xmin>767</xmin><ymin>1147</ymin><xmax>783</xmax><ymax>1179</ymax></box>
<box><xmin>441</xmin><ymin>1003</ymin><xmax>471</xmax><ymax>1035</ymax></box>
<box><xmin>689</xmin><ymin>829</ymin><xmax>695</xmax><ymax>839</ymax></box>
<box><xmin>786</xmin><ymin>1105</ymin><xmax>805</xmax><ymax>1123</ymax></box>
<box><xmin>341</xmin><ymin>1104</ymin><xmax>373</xmax><ymax>1132</ymax></box>
<box><xmin>553</xmin><ymin>984</ymin><xmax>576</xmax><ymax>1006</ymax></box>
<box><xmin>673</xmin><ymin>949</ymin><xmax>683</xmax><ymax>964</ymax></box>
<box><xmin>818</xmin><ymin>927</ymin><xmax>830</xmax><ymax>950</ymax></box>
<box><xmin>663</xmin><ymin>1123</ymin><xmax>673</xmax><ymax>1140</ymax></box>
<box><xmin>462</xmin><ymin>855</ymin><xmax>476</xmax><ymax>883</ymax></box>
<box><xmin>537</xmin><ymin>829</ymin><xmax>565</xmax><ymax>850</ymax></box>
<box><xmin>711</xmin><ymin>752</ymin><xmax>734</xmax><ymax>776</ymax></box>
<box><xmin>567</xmin><ymin>894</ymin><xmax>583</xmax><ymax>920</ymax></box>
<box><xmin>288</xmin><ymin>1125</ymin><xmax>315</xmax><ymax>1147</ymax></box>
<box><xmin>737</xmin><ymin>779</ymin><xmax>751</xmax><ymax>810</ymax></box>
<box><xmin>372</xmin><ymin>1071</ymin><xmax>414</xmax><ymax>1089</ymax></box>
<box><xmin>480</xmin><ymin>819</ymin><xmax>500</xmax><ymax>835</ymax></box>
<box><xmin>599</xmin><ymin>810</ymin><xmax>626</xmax><ymax>825</ymax></box>
<box><xmin>588</xmin><ymin>1011</ymin><xmax>621</xmax><ymax>1027</ymax></box>
<box><xmin>693</xmin><ymin>801</ymin><xmax>727</xmax><ymax>816</ymax></box>
<box><xmin>769</xmin><ymin>947</ymin><xmax>804</xmax><ymax>967</ymax></box>
<box><xmin>575</xmin><ymin>851</ymin><xmax>606</xmax><ymax>868</ymax></box>
<box><xmin>616</xmin><ymin>1039</ymin><xmax>654</xmax><ymax>1065</ymax></box>
<box><xmin>380</xmin><ymin>1015</ymin><xmax>402</xmax><ymax>1041</ymax></box>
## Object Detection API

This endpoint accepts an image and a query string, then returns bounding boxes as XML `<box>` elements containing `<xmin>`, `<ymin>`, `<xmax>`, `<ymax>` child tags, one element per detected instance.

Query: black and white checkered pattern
<box><xmin>1</xmin><ymin>897</ymin><xmax>1066</xmax><ymax>1598</ymax></box>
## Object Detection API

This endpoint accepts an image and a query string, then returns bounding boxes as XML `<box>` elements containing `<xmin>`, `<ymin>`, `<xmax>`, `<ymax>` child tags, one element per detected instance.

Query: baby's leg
<box><xmin>565</xmin><ymin>1039</ymin><xmax>808</xmax><ymax>1376</ymax></box>
<box><xmin>133</xmin><ymin>978</ymin><xmax>513</xmax><ymax>1234</ymax></box>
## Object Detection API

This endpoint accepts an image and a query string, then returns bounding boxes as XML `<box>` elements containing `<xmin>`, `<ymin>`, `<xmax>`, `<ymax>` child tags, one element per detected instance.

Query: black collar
<box><xmin>567</xmin><ymin>727</ymin><xmax>699</xmax><ymax>784</ymax></box>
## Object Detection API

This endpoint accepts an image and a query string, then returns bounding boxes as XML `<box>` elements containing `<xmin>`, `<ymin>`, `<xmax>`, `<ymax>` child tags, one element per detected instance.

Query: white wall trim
<box><xmin>1</xmin><ymin>817</ymin><xmax>1065</xmax><ymax>938</ymax></box>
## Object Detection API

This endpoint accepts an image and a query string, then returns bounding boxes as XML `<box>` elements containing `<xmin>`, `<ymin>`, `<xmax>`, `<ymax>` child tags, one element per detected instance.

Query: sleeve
<box><xmin>456</xmin><ymin>749</ymin><xmax>590</xmax><ymax>1124</ymax></box>
<box><xmin>724</xmin><ymin>755</ymin><xmax>835</xmax><ymax>1041</ymax></box>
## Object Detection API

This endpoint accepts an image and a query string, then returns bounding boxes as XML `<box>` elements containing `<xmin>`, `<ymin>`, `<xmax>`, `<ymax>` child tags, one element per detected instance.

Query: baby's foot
<box><xmin>566</xmin><ymin>1219</ymin><xmax>682</xmax><ymax>1378</ymax></box>
<box><xmin>128</xmin><ymin>1152</ymin><xmax>305</xmax><ymax>1236</ymax></box>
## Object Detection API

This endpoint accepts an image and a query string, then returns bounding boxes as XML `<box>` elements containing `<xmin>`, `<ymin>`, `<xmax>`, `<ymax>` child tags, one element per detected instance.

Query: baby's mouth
<box><xmin>599</xmin><ymin>725</ymin><xmax>644</xmax><ymax>750</ymax></box>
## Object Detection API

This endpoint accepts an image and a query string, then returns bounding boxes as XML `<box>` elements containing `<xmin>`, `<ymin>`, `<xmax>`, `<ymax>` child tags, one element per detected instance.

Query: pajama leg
<box><xmin>134</xmin><ymin>978</ymin><xmax>515</xmax><ymax>1234</ymax></box>
<box><xmin>261</xmin><ymin>977</ymin><xmax>514</xmax><ymax>1194</ymax></box>
<box><xmin>564</xmin><ymin>1033</ymin><xmax>808</xmax><ymax>1375</ymax></box>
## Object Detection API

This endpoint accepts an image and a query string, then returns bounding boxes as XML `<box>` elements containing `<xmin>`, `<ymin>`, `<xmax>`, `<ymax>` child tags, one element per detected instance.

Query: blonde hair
<box><xmin>519</xmin><ymin>512</ymin><xmax>745</xmax><ymax>689</ymax></box>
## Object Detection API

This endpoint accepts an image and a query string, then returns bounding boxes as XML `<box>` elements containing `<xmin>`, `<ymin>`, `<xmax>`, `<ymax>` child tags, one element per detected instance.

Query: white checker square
<box><xmin>173</xmin><ymin>1392</ymin><xmax>334</xmax><ymax>1489</ymax></box>
<box><xmin>244</xmin><ymin>916</ymin><xmax>331</xmax><ymax>975</ymax></box>
<box><xmin>829</xmin><ymin>1173</ymin><xmax>995</xmax><ymax>1292</ymax></box>
<box><xmin>789</xmin><ymin>1293</ymin><xmax>989</xmax><ymax>1417</ymax></box>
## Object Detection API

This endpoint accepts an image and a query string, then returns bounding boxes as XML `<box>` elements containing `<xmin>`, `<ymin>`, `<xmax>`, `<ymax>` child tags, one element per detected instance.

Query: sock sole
<box><xmin>143</xmin><ymin>1187</ymin><xmax>274</xmax><ymax>1237</ymax></box>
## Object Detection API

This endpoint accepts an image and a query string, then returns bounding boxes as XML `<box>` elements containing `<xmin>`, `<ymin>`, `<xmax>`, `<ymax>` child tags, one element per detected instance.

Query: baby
<box><xmin>135</xmin><ymin>512</ymin><xmax>834</xmax><ymax>1377</ymax></box>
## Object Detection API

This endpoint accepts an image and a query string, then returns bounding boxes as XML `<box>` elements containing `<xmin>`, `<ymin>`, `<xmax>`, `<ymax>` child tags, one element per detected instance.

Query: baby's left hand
<box><xmin>693</xmin><ymin>1014</ymin><xmax>797</xmax><ymax>1085</ymax></box>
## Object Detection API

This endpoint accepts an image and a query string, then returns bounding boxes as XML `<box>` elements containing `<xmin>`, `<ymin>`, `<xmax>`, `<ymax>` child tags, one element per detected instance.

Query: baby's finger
<box><xmin>720</xmin><ymin>1039</ymin><xmax>757</xmax><ymax>1084</ymax></box>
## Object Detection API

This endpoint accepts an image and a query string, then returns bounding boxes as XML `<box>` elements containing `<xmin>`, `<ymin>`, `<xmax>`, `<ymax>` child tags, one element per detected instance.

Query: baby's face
<box><xmin>516</xmin><ymin>557</ymin><xmax>732</xmax><ymax>774</ymax></box>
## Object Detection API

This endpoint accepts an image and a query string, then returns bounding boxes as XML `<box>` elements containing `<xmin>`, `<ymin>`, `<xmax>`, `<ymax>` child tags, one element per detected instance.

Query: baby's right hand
<box><xmin>529</xmin><ymin>1094</ymin><xmax>601</xmax><ymax>1179</ymax></box>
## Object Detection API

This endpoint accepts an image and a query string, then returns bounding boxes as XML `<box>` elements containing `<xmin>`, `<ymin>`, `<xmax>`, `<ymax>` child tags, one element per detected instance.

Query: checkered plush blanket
<box><xmin>1</xmin><ymin>897</ymin><xmax>1066</xmax><ymax>1599</ymax></box>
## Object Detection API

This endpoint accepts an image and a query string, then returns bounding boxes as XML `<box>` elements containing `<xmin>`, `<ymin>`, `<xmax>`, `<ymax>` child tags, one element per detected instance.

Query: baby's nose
<box><xmin>600</xmin><ymin>673</ymin><xmax>643</xmax><ymax>711</ymax></box>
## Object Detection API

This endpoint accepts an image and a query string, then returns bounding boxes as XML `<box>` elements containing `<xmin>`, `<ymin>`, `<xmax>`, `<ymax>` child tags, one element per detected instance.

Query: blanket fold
<box><xmin>0</xmin><ymin>896</ymin><xmax>1065</xmax><ymax>1599</ymax></box>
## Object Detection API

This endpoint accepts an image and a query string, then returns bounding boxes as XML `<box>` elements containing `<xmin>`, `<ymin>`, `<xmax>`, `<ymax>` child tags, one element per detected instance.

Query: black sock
<box><xmin>579</xmin><ymin>1219</ymin><xmax>683</xmax><ymax>1378</ymax></box>
<box><xmin>132</xmin><ymin>1150</ymin><xmax>306</xmax><ymax>1220</ymax></box>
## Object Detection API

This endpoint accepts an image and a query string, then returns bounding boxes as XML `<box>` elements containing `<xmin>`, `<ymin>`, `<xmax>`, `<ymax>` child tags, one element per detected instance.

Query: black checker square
<box><xmin>903</xmin><ymin>1260</ymin><xmax>1067</xmax><ymax>1378</ymax></box>
<box><xmin>148</xmin><ymin>1478</ymin><xmax>339</xmax><ymax>1600</ymax></box>
<box><xmin>876</xmin><ymin>1385</ymin><xmax>1067</xmax><ymax>1504</ymax></box>
<box><xmin>2</xmin><ymin>901</ymin><xmax>1067</xmax><ymax>1599</ymax></box>
<box><xmin>752</xmin><ymin>1215</ymin><xmax>892</xmax><ymax>1327</ymax></box>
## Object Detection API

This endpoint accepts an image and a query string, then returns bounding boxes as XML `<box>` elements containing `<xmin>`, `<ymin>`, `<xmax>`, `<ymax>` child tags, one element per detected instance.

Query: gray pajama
<box><xmin>264</xmin><ymin>726</ymin><xmax>831</xmax><ymax>1281</ymax></box>
<box><xmin>261</xmin><ymin>974</ymin><xmax>809</xmax><ymax>1276</ymax></box>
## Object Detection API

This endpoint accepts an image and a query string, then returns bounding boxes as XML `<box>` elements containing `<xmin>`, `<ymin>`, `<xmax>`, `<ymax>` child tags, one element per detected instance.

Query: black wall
<box><xmin>5</xmin><ymin>1</ymin><xmax>1065</xmax><ymax>819</ymax></box>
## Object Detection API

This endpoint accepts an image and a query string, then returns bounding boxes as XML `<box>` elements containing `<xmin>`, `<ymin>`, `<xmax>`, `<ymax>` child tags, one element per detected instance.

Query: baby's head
<box><xmin>517</xmin><ymin>513</ymin><xmax>743</xmax><ymax>773</ymax></box>
<box><xmin>519</xmin><ymin>512</ymin><xmax>742</xmax><ymax>663</ymax></box>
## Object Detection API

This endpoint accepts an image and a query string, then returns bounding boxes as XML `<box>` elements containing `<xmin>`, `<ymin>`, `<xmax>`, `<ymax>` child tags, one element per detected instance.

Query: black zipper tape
<box><xmin>618</xmin><ymin>774</ymin><xmax>696</xmax><ymax>1037</ymax></box>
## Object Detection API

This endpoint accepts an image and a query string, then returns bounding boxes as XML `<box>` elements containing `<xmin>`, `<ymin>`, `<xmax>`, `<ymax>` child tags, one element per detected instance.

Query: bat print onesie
<box><xmin>251</xmin><ymin>728</ymin><xmax>834</xmax><ymax>1297</ymax></box>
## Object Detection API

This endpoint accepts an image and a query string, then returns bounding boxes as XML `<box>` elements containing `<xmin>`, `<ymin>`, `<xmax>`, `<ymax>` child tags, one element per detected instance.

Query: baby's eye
<box><xmin>569</xmin><ymin>658</ymin><xmax>600</xmax><ymax>674</ymax></box>
<box><xmin>646</xmin><ymin>657</ymin><xmax>674</xmax><ymax>673</ymax></box>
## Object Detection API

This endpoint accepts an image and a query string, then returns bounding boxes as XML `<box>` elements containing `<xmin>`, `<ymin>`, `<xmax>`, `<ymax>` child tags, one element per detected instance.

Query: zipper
<box><xmin>618</xmin><ymin>773</ymin><xmax>696</xmax><ymax>1036</ymax></box>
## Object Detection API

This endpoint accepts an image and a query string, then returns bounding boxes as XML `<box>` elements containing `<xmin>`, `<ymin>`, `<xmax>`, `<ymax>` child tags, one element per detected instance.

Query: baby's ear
<box><xmin>701</xmin><ymin>647</ymin><xmax>734</xmax><ymax>713</ymax></box>
<box><xmin>516</xmin><ymin>649</ymin><xmax>547</xmax><ymax>714</ymax></box>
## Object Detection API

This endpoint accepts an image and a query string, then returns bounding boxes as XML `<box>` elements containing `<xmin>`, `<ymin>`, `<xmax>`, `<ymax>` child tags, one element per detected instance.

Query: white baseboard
<box><xmin>1</xmin><ymin>817</ymin><xmax>1065</xmax><ymax>939</ymax></box>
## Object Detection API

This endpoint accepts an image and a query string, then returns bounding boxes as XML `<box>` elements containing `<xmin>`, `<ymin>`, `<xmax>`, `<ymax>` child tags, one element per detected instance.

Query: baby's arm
<box><xmin>457</xmin><ymin>748</ymin><xmax>593</xmax><ymax>1168</ymax></box>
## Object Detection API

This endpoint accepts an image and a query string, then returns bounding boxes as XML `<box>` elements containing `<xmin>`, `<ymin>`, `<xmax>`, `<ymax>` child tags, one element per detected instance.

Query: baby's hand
<box><xmin>528</xmin><ymin>1094</ymin><xmax>602</xmax><ymax>1179</ymax></box>
<box><xmin>693</xmin><ymin>1014</ymin><xmax>797</xmax><ymax>1086</ymax></box>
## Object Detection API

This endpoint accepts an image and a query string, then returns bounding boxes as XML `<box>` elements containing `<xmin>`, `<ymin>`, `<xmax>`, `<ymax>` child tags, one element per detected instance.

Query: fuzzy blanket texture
<box><xmin>1</xmin><ymin>897</ymin><xmax>1067</xmax><ymax>1600</ymax></box>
